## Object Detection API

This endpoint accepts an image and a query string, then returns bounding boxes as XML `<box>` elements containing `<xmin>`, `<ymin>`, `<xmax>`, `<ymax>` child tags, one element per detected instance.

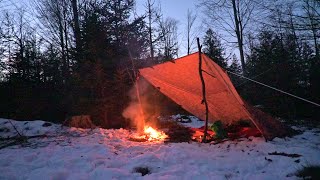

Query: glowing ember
<box><xmin>129</xmin><ymin>126</ymin><xmax>167</xmax><ymax>142</ymax></box>
<box><xmin>128</xmin><ymin>126</ymin><xmax>167</xmax><ymax>142</ymax></box>
<box><xmin>144</xmin><ymin>126</ymin><xmax>167</xmax><ymax>141</ymax></box>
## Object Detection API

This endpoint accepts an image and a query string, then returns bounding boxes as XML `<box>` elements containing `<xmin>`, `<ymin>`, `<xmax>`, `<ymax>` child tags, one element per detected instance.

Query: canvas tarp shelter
<box><xmin>138</xmin><ymin>53</ymin><xmax>294</xmax><ymax>140</ymax></box>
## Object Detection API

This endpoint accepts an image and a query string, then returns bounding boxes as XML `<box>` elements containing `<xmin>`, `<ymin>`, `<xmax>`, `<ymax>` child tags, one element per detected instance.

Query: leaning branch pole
<box><xmin>197</xmin><ymin>38</ymin><xmax>209</xmax><ymax>143</ymax></box>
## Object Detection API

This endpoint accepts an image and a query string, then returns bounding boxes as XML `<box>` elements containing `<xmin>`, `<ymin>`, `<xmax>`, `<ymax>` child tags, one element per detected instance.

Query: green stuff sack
<box><xmin>210</xmin><ymin>121</ymin><xmax>227</xmax><ymax>139</ymax></box>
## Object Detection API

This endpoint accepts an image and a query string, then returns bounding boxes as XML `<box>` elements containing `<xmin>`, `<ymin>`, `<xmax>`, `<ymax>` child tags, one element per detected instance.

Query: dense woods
<box><xmin>0</xmin><ymin>0</ymin><xmax>319</xmax><ymax>127</ymax></box>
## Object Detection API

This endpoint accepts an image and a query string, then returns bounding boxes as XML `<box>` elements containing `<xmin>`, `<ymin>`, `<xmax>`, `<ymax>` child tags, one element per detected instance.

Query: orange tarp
<box><xmin>138</xmin><ymin>53</ymin><xmax>295</xmax><ymax>140</ymax></box>
<box><xmin>139</xmin><ymin>53</ymin><xmax>251</xmax><ymax>124</ymax></box>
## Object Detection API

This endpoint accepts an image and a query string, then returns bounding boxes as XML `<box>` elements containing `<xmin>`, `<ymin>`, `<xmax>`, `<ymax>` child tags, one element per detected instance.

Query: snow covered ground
<box><xmin>0</xmin><ymin>118</ymin><xmax>320</xmax><ymax>180</ymax></box>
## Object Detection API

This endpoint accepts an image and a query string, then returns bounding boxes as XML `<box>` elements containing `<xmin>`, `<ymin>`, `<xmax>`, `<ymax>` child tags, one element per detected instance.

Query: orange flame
<box><xmin>143</xmin><ymin>126</ymin><xmax>167</xmax><ymax>141</ymax></box>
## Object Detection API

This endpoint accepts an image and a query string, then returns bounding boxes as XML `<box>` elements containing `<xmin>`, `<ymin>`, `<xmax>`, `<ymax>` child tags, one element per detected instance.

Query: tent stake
<box><xmin>197</xmin><ymin>38</ymin><xmax>209</xmax><ymax>143</ymax></box>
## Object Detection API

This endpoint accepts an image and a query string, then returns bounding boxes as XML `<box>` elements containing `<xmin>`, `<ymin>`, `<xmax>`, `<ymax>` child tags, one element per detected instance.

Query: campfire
<box><xmin>123</xmin><ymin>80</ymin><xmax>167</xmax><ymax>142</ymax></box>
<box><xmin>144</xmin><ymin>126</ymin><xmax>167</xmax><ymax>141</ymax></box>
<box><xmin>129</xmin><ymin>125</ymin><xmax>168</xmax><ymax>142</ymax></box>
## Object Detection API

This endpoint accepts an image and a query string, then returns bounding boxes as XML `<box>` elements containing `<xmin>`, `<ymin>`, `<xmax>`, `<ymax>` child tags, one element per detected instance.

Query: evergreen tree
<box><xmin>202</xmin><ymin>29</ymin><xmax>228</xmax><ymax>69</ymax></box>
<box><xmin>68</xmin><ymin>0</ymin><xmax>148</xmax><ymax>127</ymax></box>
<box><xmin>42</xmin><ymin>44</ymin><xmax>62</xmax><ymax>84</ymax></box>
<box><xmin>245</xmin><ymin>31</ymin><xmax>291</xmax><ymax>115</ymax></box>
<box><xmin>245</xmin><ymin>29</ymin><xmax>317</xmax><ymax>118</ymax></box>
<box><xmin>228</xmin><ymin>55</ymin><xmax>242</xmax><ymax>86</ymax></box>
<box><xmin>309</xmin><ymin>55</ymin><xmax>320</xmax><ymax>118</ymax></box>
<box><xmin>228</xmin><ymin>54</ymin><xmax>241</xmax><ymax>74</ymax></box>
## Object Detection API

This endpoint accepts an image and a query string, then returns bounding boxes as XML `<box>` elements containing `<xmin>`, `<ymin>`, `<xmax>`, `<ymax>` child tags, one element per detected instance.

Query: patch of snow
<box><xmin>171</xmin><ymin>114</ymin><xmax>205</xmax><ymax>128</ymax></box>
<box><xmin>0</xmin><ymin>118</ymin><xmax>319</xmax><ymax>179</ymax></box>
<box><xmin>0</xmin><ymin>118</ymin><xmax>61</xmax><ymax>138</ymax></box>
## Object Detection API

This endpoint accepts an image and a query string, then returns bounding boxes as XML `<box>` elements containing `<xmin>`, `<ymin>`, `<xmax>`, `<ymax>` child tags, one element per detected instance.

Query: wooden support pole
<box><xmin>197</xmin><ymin>38</ymin><xmax>209</xmax><ymax>143</ymax></box>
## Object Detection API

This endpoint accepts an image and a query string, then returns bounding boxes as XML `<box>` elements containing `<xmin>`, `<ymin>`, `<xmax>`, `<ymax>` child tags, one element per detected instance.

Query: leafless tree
<box><xmin>1</xmin><ymin>11</ymin><xmax>27</xmax><ymax>76</ymax></box>
<box><xmin>158</xmin><ymin>17</ymin><xmax>179</xmax><ymax>61</ymax></box>
<box><xmin>0</xmin><ymin>9</ymin><xmax>44</xmax><ymax>81</ymax></box>
<box><xmin>186</xmin><ymin>9</ymin><xmax>197</xmax><ymax>55</ymax></box>
<box><xmin>0</xmin><ymin>14</ymin><xmax>5</xmax><ymax>63</ymax></box>
<box><xmin>261</xmin><ymin>0</ymin><xmax>319</xmax><ymax>57</ymax></box>
<box><xmin>198</xmin><ymin>0</ymin><xmax>261</xmax><ymax>73</ymax></box>
<box><xmin>303</xmin><ymin>0</ymin><xmax>320</xmax><ymax>57</ymax></box>
<box><xmin>0</xmin><ymin>12</ymin><xmax>14</xmax><ymax>77</ymax></box>
<box><xmin>71</xmin><ymin>0</ymin><xmax>82</xmax><ymax>63</ymax></box>
<box><xmin>145</xmin><ymin>0</ymin><xmax>162</xmax><ymax>61</ymax></box>
<box><xmin>33</xmin><ymin>0</ymin><xmax>72</xmax><ymax>83</ymax></box>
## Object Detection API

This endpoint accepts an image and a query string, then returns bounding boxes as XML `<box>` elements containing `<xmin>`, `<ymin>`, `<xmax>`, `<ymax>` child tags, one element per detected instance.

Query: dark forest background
<box><xmin>0</xmin><ymin>0</ymin><xmax>319</xmax><ymax>127</ymax></box>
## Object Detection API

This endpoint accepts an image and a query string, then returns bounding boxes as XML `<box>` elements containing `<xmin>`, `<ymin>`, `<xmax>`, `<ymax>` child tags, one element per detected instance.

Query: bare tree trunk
<box><xmin>288</xmin><ymin>11</ymin><xmax>299</xmax><ymax>54</ymax></box>
<box><xmin>311</xmin><ymin>27</ymin><xmax>319</xmax><ymax>57</ymax></box>
<box><xmin>17</xmin><ymin>13</ymin><xmax>27</xmax><ymax>79</ymax></box>
<box><xmin>187</xmin><ymin>9</ymin><xmax>196</xmax><ymax>55</ymax></box>
<box><xmin>19</xmin><ymin>33</ymin><xmax>24</xmax><ymax>78</ymax></box>
<box><xmin>187</xmin><ymin>33</ymin><xmax>190</xmax><ymax>55</ymax></box>
<box><xmin>197</xmin><ymin>38</ymin><xmax>209</xmax><ymax>143</ymax></box>
<box><xmin>232</xmin><ymin>0</ymin><xmax>246</xmax><ymax>74</ymax></box>
<box><xmin>187</xmin><ymin>13</ymin><xmax>191</xmax><ymax>55</ymax></box>
<box><xmin>147</xmin><ymin>0</ymin><xmax>154</xmax><ymax>61</ymax></box>
<box><xmin>72</xmin><ymin>0</ymin><xmax>82</xmax><ymax>62</ymax></box>
<box><xmin>305</xmin><ymin>0</ymin><xmax>319</xmax><ymax>57</ymax></box>
<box><xmin>55</xmin><ymin>2</ymin><xmax>68</xmax><ymax>84</ymax></box>
<box><xmin>63</xmin><ymin>6</ymin><xmax>70</xmax><ymax>82</ymax></box>
<box><xmin>64</xmin><ymin>21</ymin><xmax>69</xmax><ymax>78</ymax></box>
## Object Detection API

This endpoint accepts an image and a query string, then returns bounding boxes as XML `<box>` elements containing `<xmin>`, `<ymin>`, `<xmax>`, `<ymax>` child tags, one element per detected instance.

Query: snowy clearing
<box><xmin>0</xmin><ymin>118</ymin><xmax>320</xmax><ymax>180</ymax></box>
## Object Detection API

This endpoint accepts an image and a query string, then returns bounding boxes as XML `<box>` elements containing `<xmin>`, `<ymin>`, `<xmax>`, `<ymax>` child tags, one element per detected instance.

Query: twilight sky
<box><xmin>135</xmin><ymin>0</ymin><xmax>204</xmax><ymax>56</ymax></box>
<box><xmin>3</xmin><ymin>0</ymin><xmax>206</xmax><ymax>56</ymax></box>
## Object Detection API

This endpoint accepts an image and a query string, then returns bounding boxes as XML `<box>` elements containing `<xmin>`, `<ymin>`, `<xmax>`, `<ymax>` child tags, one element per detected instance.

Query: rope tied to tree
<box><xmin>227</xmin><ymin>70</ymin><xmax>320</xmax><ymax>108</ymax></box>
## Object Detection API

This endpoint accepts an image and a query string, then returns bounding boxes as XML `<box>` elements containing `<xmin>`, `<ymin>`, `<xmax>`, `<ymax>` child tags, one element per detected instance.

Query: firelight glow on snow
<box><xmin>1</xmin><ymin>118</ymin><xmax>320</xmax><ymax>179</ymax></box>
